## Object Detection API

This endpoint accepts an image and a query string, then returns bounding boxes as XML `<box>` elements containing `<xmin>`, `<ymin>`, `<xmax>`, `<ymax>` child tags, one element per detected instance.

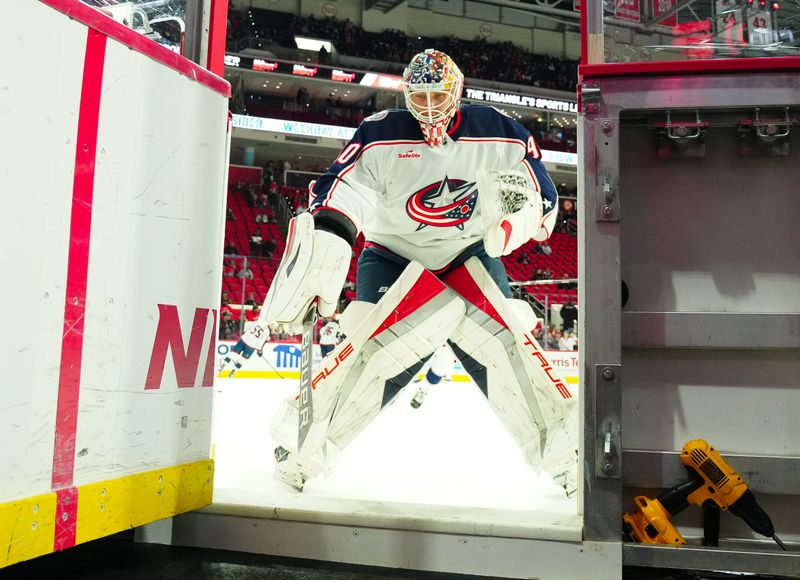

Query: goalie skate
<box><xmin>444</xmin><ymin>257</ymin><xmax>578</xmax><ymax>497</ymax></box>
<box><xmin>273</xmin><ymin>445</ymin><xmax>329</xmax><ymax>491</ymax></box>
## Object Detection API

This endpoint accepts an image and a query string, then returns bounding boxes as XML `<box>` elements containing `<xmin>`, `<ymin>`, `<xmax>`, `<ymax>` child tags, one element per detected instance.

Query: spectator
<box><xmin>223</xmin><ymin>260</ymin><xmax>236</xmax><ymax>278</ymax></box>
<box><xmin>546</xmin><ymin>327</ymin><xmax>561</xmax><ymax>350</ymax></box>
<box><xmin>245</xmin><ymin>185</ymin><xmax>257</xmax><ymax>208</ymax></box>
<box><xmin>244</xmin><ymin>292</ymin><xmax>257</xmax><ymax>306</ymax></box>
<box><xmin>249</xmin><ymin>304</ymin><xmax>262</xmax><ymax>321</ymax></box>
<box><xmin>559</xmin><ymin>330</ymin><xmax>577</xmax><ymax>351</ymax></box>
<box><xmin>262</xmin><ymin>238</ymin><xmax>277</xmax><ymax>259</ymax></box>
<box><xmin>249</xmin><ymin>229</ymin><xmax>263</xmax><ymax>256</ymax></box>
<box><xmin>238</xmin><ymin>265</ymin><xmax>254</xmax><ymax>280</ymax></box>
<box><xmin>224</xmin><ymin>241</ymin><xmax>237</xmax><ymax>255</ymax></box>
<box><xmin>219</xmin><ymin>310</ymin><xmax>239</xmax><ymax>340</ymax></box>
<box><xmin>560</xmin><ymin>299</ymin><xmax>578</xmax><ymax>333</ymax></box>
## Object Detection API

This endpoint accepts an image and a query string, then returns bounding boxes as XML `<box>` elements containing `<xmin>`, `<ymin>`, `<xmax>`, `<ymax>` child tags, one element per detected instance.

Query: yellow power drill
<box><xmin>623</xmin><ymin>439</ymin><xmax>788</xmax><ymax>550</ymax></box>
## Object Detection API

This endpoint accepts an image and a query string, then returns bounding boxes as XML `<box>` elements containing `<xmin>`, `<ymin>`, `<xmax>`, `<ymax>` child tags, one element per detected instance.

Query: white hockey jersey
<box><xmin>240</xmin><ymin>320</ymin><xmax>270</xmax><ymax>350</ymax></box>
<box><xmin>310</xmin><ymin>105</ymin><xmax>559</xmax><ymax>271</ymax></box>
<box><xmin>319</xmin><ymin>320</ymin><xmax>342</xmax><ymax>346</ymax></box>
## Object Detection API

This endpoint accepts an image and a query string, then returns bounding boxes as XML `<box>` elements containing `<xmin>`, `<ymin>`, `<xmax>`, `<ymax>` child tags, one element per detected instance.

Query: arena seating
<box><xmin>502</xmin><ymin>232</ymin><xmax>578</xmax><ymax>305</ymax></box>
<box><xmin>230</xmin><ymin>8</ymin><xmax>578</xmax><ymax>93</ymax></box>
<box><xmin>222</xmin><ymin>168</ymin><xmax>578</xmax><ymax>312</ymax></box>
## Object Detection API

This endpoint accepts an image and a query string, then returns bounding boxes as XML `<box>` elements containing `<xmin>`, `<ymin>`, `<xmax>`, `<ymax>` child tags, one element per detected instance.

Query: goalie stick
<box><xmin>297</xmin><ymin>303</ymin><xmax>318</xmax><ymax>454</ymax></box>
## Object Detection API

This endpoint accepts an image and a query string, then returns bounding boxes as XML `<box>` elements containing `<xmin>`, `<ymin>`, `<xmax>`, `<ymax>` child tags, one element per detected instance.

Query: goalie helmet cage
<box><xmin>579</xmin><ymin>0</ymin><xmax>800</xmax><ymax>574</ymax></box>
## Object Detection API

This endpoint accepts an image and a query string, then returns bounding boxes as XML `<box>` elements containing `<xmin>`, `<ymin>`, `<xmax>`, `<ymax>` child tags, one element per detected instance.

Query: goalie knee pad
<box><xmin>270</xmin><ymin>261</ymin><xmax>466</xmax><ymax>486</ymax></box>
<box><xmin>443</xmin><ymin>257</ymin><xmax>578</xmax><ymax>496</ymax></box>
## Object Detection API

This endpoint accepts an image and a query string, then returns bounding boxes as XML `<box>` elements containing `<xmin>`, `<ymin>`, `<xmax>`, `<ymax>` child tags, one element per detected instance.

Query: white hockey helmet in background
<box><xmin>402</xmin><ymin>49</ymin><xmax>464</xmax><ymax>147</ymax></box>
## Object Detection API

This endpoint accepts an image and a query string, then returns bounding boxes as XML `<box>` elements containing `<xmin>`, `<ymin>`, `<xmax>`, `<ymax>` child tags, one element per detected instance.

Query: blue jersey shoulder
<box><xmin>457</xmin><ymin>104</ymin><xmax>529</xmax><ymax>142</ymax></box>
<box><xmin>353</xmin><ymin>109</ymin><xmax>423</xmax><ymax>145</ymax></box>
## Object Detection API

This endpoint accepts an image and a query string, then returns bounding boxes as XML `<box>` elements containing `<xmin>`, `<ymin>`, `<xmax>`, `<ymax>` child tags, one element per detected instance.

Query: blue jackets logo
<box><xmin>406</xmin><ymin>176</ymin><xmax>478</xmax><ymax>230</ymax></box>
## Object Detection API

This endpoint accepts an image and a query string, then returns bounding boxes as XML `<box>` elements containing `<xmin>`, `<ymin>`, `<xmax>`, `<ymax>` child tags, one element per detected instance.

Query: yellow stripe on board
<box><xmin>76</xmin><ymin>459</ymin><xmax>214</xmax><ymax>545</ymax></box>
<box><xmin>0</xmin><ymin>460</ymin><xmax>213</xmax><ymax>570</ymax></box>
<box><xmin>0</xmin><ymin>492</ymin><xmax>57</xmax><ymax>568</ymax></box>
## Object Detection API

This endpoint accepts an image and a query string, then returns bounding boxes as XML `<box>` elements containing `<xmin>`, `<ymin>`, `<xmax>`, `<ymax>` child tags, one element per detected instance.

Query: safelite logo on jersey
<box><xmin>397</xmin><ymin>149</ymin><xmax>421</xmax><ymax>159</ymax></box>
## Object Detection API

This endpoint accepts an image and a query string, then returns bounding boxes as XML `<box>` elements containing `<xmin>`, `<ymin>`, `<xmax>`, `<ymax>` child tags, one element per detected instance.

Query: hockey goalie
<box><xmin>257</xmin><ymin>48</ymin><xmax>579</xmax><ymax>497</ymax></box>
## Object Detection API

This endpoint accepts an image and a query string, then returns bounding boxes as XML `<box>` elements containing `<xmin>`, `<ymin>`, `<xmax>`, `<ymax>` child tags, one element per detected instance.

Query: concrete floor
<box><xmin>0</xmin><ymin>534</ymin><xmax>791</xmax><ymax>580</ymax></box>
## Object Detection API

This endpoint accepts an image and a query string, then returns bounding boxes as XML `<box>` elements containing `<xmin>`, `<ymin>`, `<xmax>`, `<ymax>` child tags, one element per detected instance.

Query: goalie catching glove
<box><xmin>477</xmin><ymin>169</ymin><xmax>543</xmax><ymax>257</ymax></box>
<box><xmin>261</xmin><ymin>212</ymin><xmax>351</xmax><ymax>335</ymax></box>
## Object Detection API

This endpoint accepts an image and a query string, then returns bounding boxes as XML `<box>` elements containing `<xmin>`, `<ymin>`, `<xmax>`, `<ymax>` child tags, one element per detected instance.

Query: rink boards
<box><xmin>215</xmin><ymin>339</ymin><xmax>580</xmax><ymax>384</ymax></box>
<box><xmin>0</xmin><ymin>0</ymin><xmax>229</xmax><ymax>568</ymax></box>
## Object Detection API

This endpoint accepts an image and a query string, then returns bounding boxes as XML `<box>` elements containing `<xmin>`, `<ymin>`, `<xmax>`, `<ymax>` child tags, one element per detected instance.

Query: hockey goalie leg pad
<box><xmin>443</xmin><ymin>257</ymin><xmax>578</xmax><ymax>497</ymax></box>
<box><xmin>271</xmin><ymin>261</ymin><xmax>466</xmax><ymax>486</ymax></box>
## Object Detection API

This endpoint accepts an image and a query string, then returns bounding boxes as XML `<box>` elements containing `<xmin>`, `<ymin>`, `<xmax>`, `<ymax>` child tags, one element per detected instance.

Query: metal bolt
<box><xmin>602</xmin><ymin>367</ymin><xmax>615</xmax><ymax>381</ymax></box>
<box><xmin>601</xmin><ymin>120</ymin><xmax>614</xmax><ymax>133</ymax></box>
<box><xmin>601</xmin><ymin>206</ymin><xmax>614</xmax><ymax>218</ymax></box>
<box><xmin>32</xmin><ymin>521</ymin><xmax>38</xmax><ymax>530</ymax></box>
<box><xmin>602</xmin><ymin>462</ymin><xmax>615</xmax><ymax>475</ymax></box>
<box><xmin>62</xmin><ymin>513</ymin><xmax>69</xmax><ymax>521</ymax></box>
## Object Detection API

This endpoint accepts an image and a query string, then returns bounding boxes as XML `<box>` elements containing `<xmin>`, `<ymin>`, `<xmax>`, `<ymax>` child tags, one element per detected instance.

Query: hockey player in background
<box><xmin>218</xmin><ymin>316</ymin><xmax>271</xmax><ymax>377</ymax></box>
<box><xmin>259</xmin><ymin>49</ymin><xmax>578</xmax><ymax>497</ymax></box>
<box><xmin>318</xmin><ymin>315</ymin><xmax>342</xmax><ymax>358</ymax></box>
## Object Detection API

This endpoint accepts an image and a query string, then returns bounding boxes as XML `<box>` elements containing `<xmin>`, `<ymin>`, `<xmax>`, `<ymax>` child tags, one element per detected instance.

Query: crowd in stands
<box><xmin>221</xmin><ymin>159</ymin><xmax>578</xmax><ymax>347</ymax></box>
<box><xmin>228</xmin><ymin>8</ymin><xmax>578</xmax><ymax>151</ymax></box>
<box><xmin>228</xmin><ymin>8</ymin><xmax>578</xmax><ymax>93</ymax></box>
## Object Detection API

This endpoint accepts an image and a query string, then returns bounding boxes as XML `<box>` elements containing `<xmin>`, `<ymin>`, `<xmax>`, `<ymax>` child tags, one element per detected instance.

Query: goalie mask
<box><xmin>402</xmin><ymin>49</ymin><xmax>464</xmax><ymax>147</ymax></box>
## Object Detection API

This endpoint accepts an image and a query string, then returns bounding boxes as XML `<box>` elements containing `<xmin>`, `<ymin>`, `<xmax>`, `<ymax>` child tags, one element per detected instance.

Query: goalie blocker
<box><xmin>271</xmin><ymin>259</ymin><xmax>578</xmax><ymax>497</ymax></box>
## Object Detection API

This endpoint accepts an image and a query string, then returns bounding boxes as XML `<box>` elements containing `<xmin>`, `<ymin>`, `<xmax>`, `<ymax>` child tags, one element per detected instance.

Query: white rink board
<box><xmin>0</xmin><ymin>2</ymin><xmax>89</xmax><ymax>501</ymax></box>
<box><xmin>0</xmin><ymin>0</ymin><xmax>229</xmax><ymax>504</ymax></box>
<box><xmin>74</xmin><ymin>38</ymin><xmax>229</xmax><ymax>484</ymax></box>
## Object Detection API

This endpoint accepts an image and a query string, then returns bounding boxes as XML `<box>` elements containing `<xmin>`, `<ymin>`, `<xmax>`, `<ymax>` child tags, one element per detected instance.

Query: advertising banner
<box><xmin>217</xmin><ymin>341</ymin><xmax>580</xmax><ymax>386</ymax></box>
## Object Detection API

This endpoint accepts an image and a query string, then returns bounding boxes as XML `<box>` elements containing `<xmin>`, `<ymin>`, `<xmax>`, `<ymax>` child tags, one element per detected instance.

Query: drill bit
<box><xmin>772</xmin><ymin>534</ymin><xmax>789</xmax><ymax>551</ymax></box>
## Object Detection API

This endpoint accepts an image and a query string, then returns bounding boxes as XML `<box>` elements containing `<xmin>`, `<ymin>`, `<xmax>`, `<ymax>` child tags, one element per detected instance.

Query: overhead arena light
<box><xmin>294</xmin><ymin>36</ymin><xmax>333</xmax><ymax>53</ymax></box>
